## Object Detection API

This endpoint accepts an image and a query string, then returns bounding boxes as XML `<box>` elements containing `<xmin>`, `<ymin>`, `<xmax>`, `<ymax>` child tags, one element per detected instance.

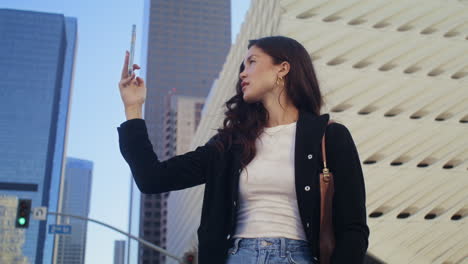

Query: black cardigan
<box><xmin>117</xmin><ymin>110</ymin><xmax>369</xmax><ymax>264</ymax></box>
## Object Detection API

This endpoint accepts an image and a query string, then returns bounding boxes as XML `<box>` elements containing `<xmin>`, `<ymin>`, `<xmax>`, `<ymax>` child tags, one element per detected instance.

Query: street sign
<box><xmin>32</xmin><ymin>207</ymin><xmax>47</xmax><ymax>220</ymax></box>
<box><xmin>48</xmin><ymin>224</ymin><xmax>72</xmax><ymax>235</ymax></box>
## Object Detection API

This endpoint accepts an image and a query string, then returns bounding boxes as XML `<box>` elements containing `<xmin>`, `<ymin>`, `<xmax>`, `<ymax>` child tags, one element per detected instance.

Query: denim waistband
<box><xmin>227</xmin><ymin>237</ymin><xmax>316</xmax><ymax>261</ymax></box>
<box><xmin>229</xmin><ymin>237</ymin><xmax>311</xmax><ymax>253</ymax></box>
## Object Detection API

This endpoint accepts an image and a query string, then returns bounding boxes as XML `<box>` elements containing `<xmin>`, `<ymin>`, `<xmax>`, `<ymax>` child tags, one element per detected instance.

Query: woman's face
<box><xmin>239</xmin><ymin>45</ymin><xmax>281</xmax><ymax>104</ymax></box>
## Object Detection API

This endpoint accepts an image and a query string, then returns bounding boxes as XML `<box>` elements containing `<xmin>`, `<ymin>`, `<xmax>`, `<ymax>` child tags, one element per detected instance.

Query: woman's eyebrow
<box><xmin>243</xmin><ymin>54</ymin><xmax>258</xmax><ymax>65</ymax></box>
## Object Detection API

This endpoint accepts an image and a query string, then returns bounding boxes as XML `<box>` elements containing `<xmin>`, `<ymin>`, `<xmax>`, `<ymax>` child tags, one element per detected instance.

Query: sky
<box><xmin>1</xmin><ymin>0</ymin><xmax>251</xmax><ymax>263</ymax></box>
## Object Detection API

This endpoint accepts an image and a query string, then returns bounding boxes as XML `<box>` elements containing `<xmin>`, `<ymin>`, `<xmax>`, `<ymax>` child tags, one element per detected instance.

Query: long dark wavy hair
<box><xmin>213</xmin><ymin>35</ymin><xmax>324</xmax><ymax>173</ymax></box>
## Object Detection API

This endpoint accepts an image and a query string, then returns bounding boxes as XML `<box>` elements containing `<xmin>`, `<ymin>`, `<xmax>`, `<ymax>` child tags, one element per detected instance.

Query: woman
<box><xmin>118</xmin><ymin>36</ymin><xmax>369</xmax><ymax>264</ymax></box>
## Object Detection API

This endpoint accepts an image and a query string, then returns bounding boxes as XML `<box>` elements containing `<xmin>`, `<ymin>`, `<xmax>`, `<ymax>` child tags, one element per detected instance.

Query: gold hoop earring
<box><xmin>276</xmin><ymin>76</ymin><xmax>283</xmax><ymax>86</ymax></box>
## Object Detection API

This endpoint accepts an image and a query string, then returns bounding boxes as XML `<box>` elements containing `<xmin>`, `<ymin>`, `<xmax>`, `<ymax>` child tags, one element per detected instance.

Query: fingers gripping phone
<box><xmin>128</xmin><ymin>24</ymin><xmax>136</xmax><ymax>76</ymax></box>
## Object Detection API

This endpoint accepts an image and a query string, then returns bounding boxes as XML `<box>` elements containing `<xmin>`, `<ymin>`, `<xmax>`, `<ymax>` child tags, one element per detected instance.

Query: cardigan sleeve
<box><xmin>117</xmin><ymin>118</ymin><xmax>219</xmax><ymax>194</ymax></box>
<box><xmin>326</xmin><ymin>123</ymin><xmax>370</xmax><ymax>263</ymax></box>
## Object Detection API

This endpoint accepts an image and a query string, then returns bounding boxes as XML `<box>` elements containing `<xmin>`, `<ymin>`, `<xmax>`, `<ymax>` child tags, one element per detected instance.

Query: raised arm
<box><xmin>117</xmin><ymin>118</ymin><xmax>218</xmax><ymax>194</ymax></box>
<box><xmin>326</xmin><ymin>123</ymin><xmax>370</xmax><ymax>263</ymax></box>
<box><xmin>116</xmin><ymin>50</ymin><xmax>219</xmax><ymax>194</ymax></box>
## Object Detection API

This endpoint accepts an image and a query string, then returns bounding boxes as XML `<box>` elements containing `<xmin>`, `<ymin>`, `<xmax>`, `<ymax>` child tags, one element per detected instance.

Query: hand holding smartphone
<box><xmin>128</xmin><ymin>24</ymin><xmax>136</xmax><ymax>76</ymax></box>
<box><xmin>119</xmin><ymin>23</ymin><xmax>146</xmax><ymax>113</ymax></box>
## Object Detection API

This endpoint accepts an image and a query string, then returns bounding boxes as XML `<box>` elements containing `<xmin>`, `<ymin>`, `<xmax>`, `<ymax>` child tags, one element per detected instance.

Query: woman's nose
<box><xmin>239</xmin><ymin>71</ymin><xmax>246</xmax><ymax>79</ymax></box>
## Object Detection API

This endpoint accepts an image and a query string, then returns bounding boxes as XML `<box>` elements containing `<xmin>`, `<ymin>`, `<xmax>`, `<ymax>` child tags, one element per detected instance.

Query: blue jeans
<box><xmin>226</xmin><ymin>237</ymin><xmax>318</xmax><ymax>264</ymax></box>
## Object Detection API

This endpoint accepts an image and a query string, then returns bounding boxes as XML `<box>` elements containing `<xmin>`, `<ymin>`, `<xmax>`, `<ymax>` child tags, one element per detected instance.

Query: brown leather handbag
<box><xmin>319</xmin><ymin>120</ymin><xmax>336</xmax><ymax>264</ymax></box>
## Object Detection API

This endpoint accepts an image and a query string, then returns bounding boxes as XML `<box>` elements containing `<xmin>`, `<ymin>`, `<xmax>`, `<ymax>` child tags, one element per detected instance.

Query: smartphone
<box><xmin>128</xmin><ymin>24</ymin><xmax>136</xmax><ymax>76</ymax></box>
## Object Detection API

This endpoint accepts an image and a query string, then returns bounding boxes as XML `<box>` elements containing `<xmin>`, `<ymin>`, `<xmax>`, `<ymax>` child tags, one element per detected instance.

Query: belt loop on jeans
<box><xmin>230</xmin><ymin>237</ymin><xmax>241</xmax><ymax>254</ymax></box>
<box><xmin>280</xmin><ymin>237</ymin><xmax>286</xmax><ymax>258</ymax></box>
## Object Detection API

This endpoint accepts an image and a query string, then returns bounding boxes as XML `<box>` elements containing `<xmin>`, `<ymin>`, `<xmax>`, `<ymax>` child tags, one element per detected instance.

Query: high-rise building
<box><xmin>127</xmin><ymin>0</ymin><xmax>231</xmax><ymax>263</ymax></box>
<box><xmin>164</xmin><ymin>92</ymin><xmax>212</xmax><ymax>261</ymax></box>
<box><xmin>162</xmin><ymin>90</ymin><xmax>206</xmax><ymax>160</ymax></box>
<box><xmin>0</xmin><ymin>9</ymin><xmax>77</xmax><ymax>264</ymax></box>
<box><xmin>54</xmin><ymin>158</ymin><xmax>93</xmax><ymax>264</ymax></box>
<box><xmin>167</xmin><ymin>0</ymin><xmax>468</xmax><ymax>263</ymax></box>
<box><xmin>127</xmin><ymin>179</ymin><xmax>140</xmax><ymax>264</ymax></box>
<box><xmin>114</xmin><ymin>240</ymin><xmax>126</xmax><ymax>264</ymax></box>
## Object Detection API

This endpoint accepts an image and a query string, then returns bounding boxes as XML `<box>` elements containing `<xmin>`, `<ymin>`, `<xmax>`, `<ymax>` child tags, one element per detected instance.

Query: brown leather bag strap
<box><xmin>321</xmin><ymin>120</ymin><xmax>334</xmax><ymax>182</ymax></box>
<box><xmin>319</xmin><ymin>119</ymin><xmax>336</xmax><ymax>264</ymax></box>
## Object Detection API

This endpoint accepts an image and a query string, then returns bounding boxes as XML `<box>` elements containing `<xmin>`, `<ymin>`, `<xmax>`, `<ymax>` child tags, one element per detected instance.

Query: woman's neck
<box><xmin>264</xmin><ymin>105</ymin><xmax>299</xmax><ymax>128</ymax></box>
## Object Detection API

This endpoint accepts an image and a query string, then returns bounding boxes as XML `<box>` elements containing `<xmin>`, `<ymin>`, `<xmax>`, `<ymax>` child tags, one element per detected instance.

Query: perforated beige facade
<box><xmin>166</xmin><ymin>0</ymin><xmax>468</xmax><ymax>263</ymax></box>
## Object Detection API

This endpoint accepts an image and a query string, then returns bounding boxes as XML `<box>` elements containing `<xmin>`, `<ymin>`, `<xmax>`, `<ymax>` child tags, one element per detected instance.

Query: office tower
<box><xmin>162</xmin><ymin>90</ymin><xmax>206</xmax><ymax>160</ymax></box>
<box><xmin>164</xmin><ymin>90</ymin><xmax>214</xmax><ymax>261</ymax></box>
<box><xmin>163</xmin><ymin>92</ymin><xmax>206</xmax><ymax>260</ymax></box>
<box><xmin>0</xmin><ymin>9</ymin><xmax>77</xmax><ymax>264</ymax></box>
<box><xmin>165</xmin><ymin>0</ymin><xmax>468</xmax><ymax>263</ymax></box>
<box><xmin>54</xmin><ymin>158</ymin><xmax>93</xmax><ymax>264</ymax></box>
<box><xmin>127</xmin><ymin>178</ymin><xmax>140</xmax><ymax>264</ymax></box>
<box><xmin>114</xmin><ymin>240</ymin><xmax>126</xmax><ymax>264</ymax></box>
<box><xmin>127</xmin><ymin>0</ymin><xmax>231</xmax><ymax>263</ymax></box>
<box><xmin>130</xmin><ymin>91</ymin><xmax>205</xmax><ymax>264</ymax></box>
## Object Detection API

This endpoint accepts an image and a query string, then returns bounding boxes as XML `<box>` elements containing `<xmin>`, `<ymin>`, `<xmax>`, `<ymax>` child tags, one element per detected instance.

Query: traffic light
<box><xmin>183</xmin><ymin>252</ymin><xmax>195</xmax><ymax>264</ymax></box>
<box><xmin>15</xmin><ymin>199</ymin><xmax>32</xmax><ymax>228</ymax></box>
<box><xmin>186</xmin><ymin>254</ymin><xmax>194</xmax><ymax>264</ymax></box>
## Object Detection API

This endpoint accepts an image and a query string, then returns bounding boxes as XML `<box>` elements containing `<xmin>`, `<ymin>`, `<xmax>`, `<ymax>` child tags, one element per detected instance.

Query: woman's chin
<box><xmin>242</xmin><ymin>94</ymin><xmax>258</xmax><ymax>104</ymax></box>
<box><xmin>242</xmin><ymin>93</ymin><xmax>251</xmax><ymax>102</ymax></box>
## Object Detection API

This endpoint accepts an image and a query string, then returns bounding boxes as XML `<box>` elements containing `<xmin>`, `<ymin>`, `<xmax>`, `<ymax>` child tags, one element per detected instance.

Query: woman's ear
<box><xmin>278</xmin><ymin>61</ymin><xmax>290</xmax><ymax>78</ymax></box>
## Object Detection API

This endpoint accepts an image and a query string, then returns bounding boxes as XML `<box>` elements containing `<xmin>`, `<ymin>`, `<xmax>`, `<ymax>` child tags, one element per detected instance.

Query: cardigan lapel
<box><xmin>294</xmin><ymin>110</ymin><xmax>330</xmax><ymax>172</ymax></box>
<box><xmin>294</xmin><ymin>110</ymin><xmax>330</xmax><ymax>224</ymax></box>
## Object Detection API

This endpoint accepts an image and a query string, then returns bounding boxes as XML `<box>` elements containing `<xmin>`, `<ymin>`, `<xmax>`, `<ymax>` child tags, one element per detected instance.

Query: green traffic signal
<box><xmin>18</xmin><ymin>217</ymin><xmax>26</xmax><ymax>226</ymax></box>
<box><xmin>15</xmin><ymin>199</ymin><xmax>32</xmax><ymax>229</ymax></box>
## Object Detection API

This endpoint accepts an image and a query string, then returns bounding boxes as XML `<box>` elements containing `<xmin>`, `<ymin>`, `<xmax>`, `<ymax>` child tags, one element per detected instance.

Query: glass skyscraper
<box><xmin>0</xmin><ymin>9</ymin><xmax>77</xmax><ymax>264</ymax></box>
<box><xmin>114</xmin><ymin>240</ymin><xmax>126</xmax><ymax>264</ymax></box>
<box><xmin>55</xmin><ymin>158</ymin><xmax>93</xmax><ymax>264</ymax></box>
